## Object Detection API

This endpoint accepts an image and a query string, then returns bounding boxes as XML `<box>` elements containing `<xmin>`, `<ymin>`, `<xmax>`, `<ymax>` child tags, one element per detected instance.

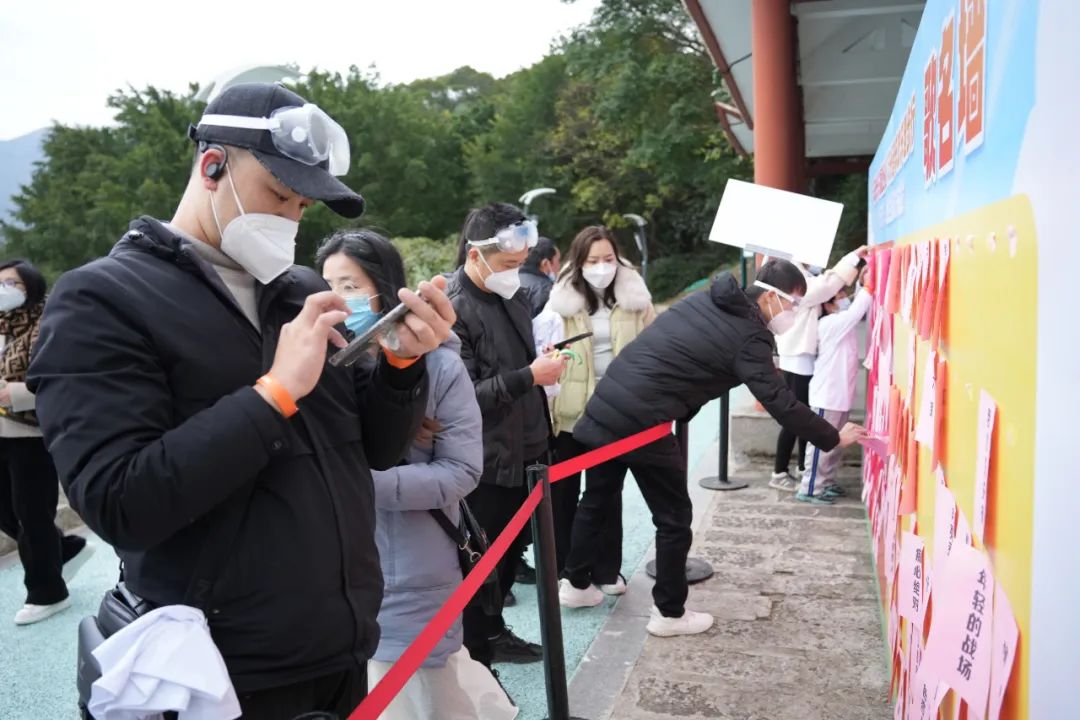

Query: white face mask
<box><xmin>582</xmin><ymin>262</ymin><xmax>616</xmax><ymax>290</ymax></box>
<box><xmin>478</xmin><ymin>253</ymin><xmax>521</xmax><ymax>300</ymax></box>
<box><xmin>767</xmin><ymin>294</ymin><xmax>796</xmax><ymax>335</ymax></box>
<box><xmin>0</xmin><ymin>286</ymin><xmax>26</xmax><ymax>313</ymax></box>
<box><xmin>211</xmin><ymin>170</ymin><xmax>298</xmax><ymax>285</ymax></box>
<box><xmin>835</xmin><ymin>297</ymin><xmax>852</xmax><ymax>311</ymax></box>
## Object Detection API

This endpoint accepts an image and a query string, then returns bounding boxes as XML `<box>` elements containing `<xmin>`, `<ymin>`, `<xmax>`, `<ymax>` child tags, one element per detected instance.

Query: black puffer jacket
<box><xmin>447</xmin><ymin>267</ymin><xmax>552</xmax><ymax>487</ymax></box>
<box><xmin>574</xmin><ymin>273</ymin><xmax>840</xmax><ymax>459</ymax></box>
<box><xmin>27</xmin><ymin>217</ymin><xmax>427</xmax><ymax>693</ymax></box>
<box><xmin>519</xmin><ymin>267</ymin><xmax>553</xmax><ymax>317</ymax></box>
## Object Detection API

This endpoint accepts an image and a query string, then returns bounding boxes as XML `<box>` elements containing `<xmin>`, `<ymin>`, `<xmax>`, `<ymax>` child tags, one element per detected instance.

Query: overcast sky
<box><xmin>0</xmin><ymin>0</ymin><xmax>601</xmax><ymax>141</ymax></box>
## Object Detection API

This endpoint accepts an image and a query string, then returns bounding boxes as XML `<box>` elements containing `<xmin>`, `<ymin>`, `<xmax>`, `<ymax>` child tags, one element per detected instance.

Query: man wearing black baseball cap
<box><xmin>27</xmin><ymin>82</ymin><xmax>456</xmax><ymax>717</ymax></box>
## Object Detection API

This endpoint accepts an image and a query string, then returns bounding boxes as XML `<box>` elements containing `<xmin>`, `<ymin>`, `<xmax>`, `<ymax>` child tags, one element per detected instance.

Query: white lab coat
<box><xmin>808</xmin><ymin>288</ymin><xmax>872</xmax><ymax>413</ymax></box>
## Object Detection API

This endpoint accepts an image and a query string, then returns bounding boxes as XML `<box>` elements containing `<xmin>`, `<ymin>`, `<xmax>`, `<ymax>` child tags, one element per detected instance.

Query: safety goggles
<box><xmin>753</xmin><ymin>281</ymin><xmax>802</xmax><ymax>307</ymax></box>
<box><xmin>196</xmin><ymin>104</ymin><xmax>350</xmax><ymax>176</ymax></box>
<box><xmin>468</xmin><ymin>220</ymin><xmax>539</xmax><ymax>253</ymax></box>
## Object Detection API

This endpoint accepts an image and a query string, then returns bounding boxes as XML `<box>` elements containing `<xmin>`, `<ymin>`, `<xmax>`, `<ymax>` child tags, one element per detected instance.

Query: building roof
<box><xmin>686</xmin><ymin>0</ymin><xmax>925</xmax><ymax>160</ymax></box>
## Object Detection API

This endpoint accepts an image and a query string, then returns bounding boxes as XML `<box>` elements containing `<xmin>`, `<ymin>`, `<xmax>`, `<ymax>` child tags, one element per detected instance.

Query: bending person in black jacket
<box><xmin>447</xmin><ymin>203</ymin><xmax>568</xmax><ymax>667</ymax></box>
<box><xmin>26</xmin><ymin>83</ymin><xmax>454</xmax><ymax>719</ymax></box>
<box><xmin>566</xmin><ymin>259</ymin><xmax>866</xmax><ymax>638</ymax></box>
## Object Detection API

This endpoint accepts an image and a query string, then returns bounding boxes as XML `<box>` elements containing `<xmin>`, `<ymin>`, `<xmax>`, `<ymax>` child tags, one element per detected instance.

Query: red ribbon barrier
<box><xmin>350</xmin><ymin>423</ymin><xmax>673</xmax><ymax>719</ymax></box>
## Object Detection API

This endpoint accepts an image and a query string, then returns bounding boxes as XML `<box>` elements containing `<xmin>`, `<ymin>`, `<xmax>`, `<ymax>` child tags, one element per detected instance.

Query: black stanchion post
<box><xmin>526</xmin><ymin>464</ymin><xmax>587</xmax><ymax>720</ymax></box>
<box><xmin>646</xmin><ymin>421</ymin><xmax>714</xmax><ymax>584</ymax></box>
<box><xmin>699</xmin><ymin>392</ymin><xmax>749</xmax><ymax>491</ymax></box>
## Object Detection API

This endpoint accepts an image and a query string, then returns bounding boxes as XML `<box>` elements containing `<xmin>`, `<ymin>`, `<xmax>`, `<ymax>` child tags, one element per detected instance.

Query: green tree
<box><xmin>466</xmin><ymin>0</ymin><xmax>747</xmax><ymax>274</ymax></box>
<box><xmin>288</xmin><ymin>69</ymin><xmax>474</xmax><ymax>263</ymax></box>
<box><xmin>2</xmin><ymin>87</ymin><xmax>202</xmax><ymax>276</ymax></box>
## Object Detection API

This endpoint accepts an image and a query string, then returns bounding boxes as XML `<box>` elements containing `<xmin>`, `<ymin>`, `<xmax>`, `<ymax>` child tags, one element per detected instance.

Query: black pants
<box><xmin>462</xmin><ymin>480</ymin><xmax>533</xmax><ymax>667</ymax></box>
<box><xmin>0</xmin><ymin>436</ymin><xmax>68</xmax><ymax>605</ymax></box>
<box><xmin>553</xmin><ymin>433</ymin><xmax>622</xmax><ymax>583</ymax></box>
<box><xmin>565</xmin><ymin>435</ymin><xmax>692</xmax><ymax>618</ymax></box>
<box><xmin>774</xmin><ymin>370</ymin><xmax>812</xmax><ymax>474</ymax></box>
<box><xmin>234</xmin><ymin>667</ymin><xmax>366</xmax><ymax>719</ymax></box>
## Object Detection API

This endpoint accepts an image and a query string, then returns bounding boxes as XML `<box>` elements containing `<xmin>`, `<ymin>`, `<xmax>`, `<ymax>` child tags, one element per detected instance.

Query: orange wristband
<box><xmin>256</xmin><ymin>375</ymin><xmax>299</xmax><ymax>418</ymax></box>
<box><xmin>382</xmin><ymin>347</ymin><xmax>421</xmax><ymax>370</ymax></box>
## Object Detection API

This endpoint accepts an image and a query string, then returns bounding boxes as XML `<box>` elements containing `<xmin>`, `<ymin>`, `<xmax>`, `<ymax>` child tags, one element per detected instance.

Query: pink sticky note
<box><xmin>917</xmin><ymin>558</ymin><xmax>932</xmax><ymax>629</ymax></box>
<box><xmin>939</xmin><ymin>237</ymin><xmax>951</xmax><ymax>288</ymax></box>
<box><xmin>906</xmin><ymin>620</ymin><xmax>927</xmax><ymax>720</ymax></box>
<box><xmin>956</xmin><ymin>506</ymin><xmax>973</xmax><ymax>546</ymax></box>
<box><xmin>915</xmin><ymin>350</ymin><xmax>938</xmax><ymax>447</ymax></box>
<box><xmin>899</xmin><ymin>531</ymin><xmax>927</xmax><ymax>627</ymax></box>
<box><xmin>973</xmin><ymin>390</ymin><xmax>997</xmax><ymax>544</ymax></box>
<box><xmin>987</xmin><ymin>584</ymin><xmax>1019</xmax><ymax>720</ymax></box>
<box><xmin>860</xmin><ymin>434</ymin><xmax>889</xmax><ymax>458</ymax></box>
<box><xmin>922</xmin><ymin>543</ymin><xmax>995</xmax><ymax>717</ymax></box>
<box><xmin>933</xmin><ymin>483</ymin><xmax>959</xmax><ymax>582</ymax></box>
<box><xmin>895</xmin><ymin>646</ymin><xmax>910</xmax><ymax>720</ymax></box>
<box><xmin>910</xmin><ymin>672</ymin><xmax>945</xmax><ymax>720</ymax></box>
<box><xmin>906</xmin><ymin>334</ymin><xmax>917</xmax><ymax>399</ymax></box>
<box><xmin>889</xmin><ymin>585</ymin><xmax>901</xmax><ymax>658</ymax></box>
<box><xmin>903</xmin><ymin>252</ymin><xmax>919</xmax><ymax>323</ymax></box>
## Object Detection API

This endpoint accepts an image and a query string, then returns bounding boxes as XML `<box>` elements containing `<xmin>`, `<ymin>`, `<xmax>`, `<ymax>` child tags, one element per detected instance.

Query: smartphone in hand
<box><xmin>329</xmin><ymin>302</ymin><xmax>410</xmax><ymax>368</ymax></box>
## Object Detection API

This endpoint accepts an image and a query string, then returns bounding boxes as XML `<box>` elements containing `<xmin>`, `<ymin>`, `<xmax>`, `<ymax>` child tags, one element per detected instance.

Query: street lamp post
<box><xmin>519</xmin><ymin>188</ymin><xmax>557</xmax><ymax>223</ymax></box>
<box><xmin>621</xmin><ymin>213</ymin><xmax>649</xmax><ymax>284</ymax></box>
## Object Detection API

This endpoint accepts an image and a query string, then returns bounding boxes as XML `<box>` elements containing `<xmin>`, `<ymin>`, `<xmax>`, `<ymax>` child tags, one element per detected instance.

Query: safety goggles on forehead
<box><xmin>754</xmin><ymin>281</ymin><xmax>801</xmax><ymax>307</ymax></box>
<box><xmin>196</xmin><ymin>104</ymin><xmax>350</xmax><ymax>176</ymax></box>
<box><xmin>468</xmin><ymin>220</ymin><xmax>538</xmax><ymax>253</ymax></box>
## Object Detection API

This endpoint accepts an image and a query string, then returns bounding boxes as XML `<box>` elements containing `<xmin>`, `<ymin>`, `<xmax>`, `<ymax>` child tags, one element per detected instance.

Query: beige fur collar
<box><xmin>548</xmin><ymin>263</ymin><xmax>652</xmax><ymax>318</ymax></box>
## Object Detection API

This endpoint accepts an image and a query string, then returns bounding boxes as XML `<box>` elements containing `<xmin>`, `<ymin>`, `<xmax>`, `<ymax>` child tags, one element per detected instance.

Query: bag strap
<box><xmin>428</xmin><ymin>507</ymin><xmax>469</xmax><ymax>550</ymax></box>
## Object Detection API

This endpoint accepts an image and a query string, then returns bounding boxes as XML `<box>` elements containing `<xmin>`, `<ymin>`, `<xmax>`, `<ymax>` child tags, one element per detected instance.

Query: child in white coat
<box><xmin>797</xmin><ymin>269</ymin><xmax>873</xmax><ymax>504</ymax></box>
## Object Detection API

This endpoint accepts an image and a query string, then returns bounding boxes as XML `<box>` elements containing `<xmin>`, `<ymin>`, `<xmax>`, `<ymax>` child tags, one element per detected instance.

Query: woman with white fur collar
<box><xmin>543</xmin><ymin>226</ymin><xmax>655</xmax><ymax>606</ymax></box>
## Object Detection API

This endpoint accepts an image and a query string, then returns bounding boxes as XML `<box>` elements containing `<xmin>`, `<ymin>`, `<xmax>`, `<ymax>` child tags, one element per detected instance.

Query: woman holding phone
<box><xmin>543</xmin><ymin>226</ymin><xmax>655</xmax><ymax>604</ymax></box>
<box><xmin>316</xmin><ymin>230</ymin><xmax>516</xmax><ymax>720</ymax></box>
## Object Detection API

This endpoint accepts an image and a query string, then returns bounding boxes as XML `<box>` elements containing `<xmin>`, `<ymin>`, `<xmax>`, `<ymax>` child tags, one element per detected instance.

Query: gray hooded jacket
<box><xmin>371</xmin><ymin>333</ymin><xmax>483</xmax><ymax>666</ymax></box>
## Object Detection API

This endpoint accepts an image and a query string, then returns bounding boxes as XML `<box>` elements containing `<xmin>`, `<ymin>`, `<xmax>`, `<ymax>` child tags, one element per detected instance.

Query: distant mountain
<box><xmin>0</xmin><ymin>128</ymin><xmax>48</xmax><ymax>229</ymax></box>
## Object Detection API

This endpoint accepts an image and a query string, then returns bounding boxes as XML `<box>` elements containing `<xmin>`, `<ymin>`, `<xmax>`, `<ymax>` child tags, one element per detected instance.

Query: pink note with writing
<box><xmin>894</xmin><ymin>646</ymin><xmax>909</xmax><ymax>720</ymax></box>
<box><xmin>909</xmin><ymin>672</ymin><xmax>946</xmax><ymax>720</ymax></box>
<box><xmin>933</xmin><ymin>482</ymin><xmax>958</xmax><ymax>579</ymax></box>
<box><xmin>898</xmin><ymin>531</ymin><xmax>927</xmax><ymax>628</ymax></box>
<box><xmin>973</xmin><ymin>390</ymin><xmax>996</xmax><ymax>544</ymax></box>
<box><xmin>922</xmin><ymin>543</ymin><xmax>995</xmax><ymax>717</ymax></box>
<box><xmin>987</xmin><ymin>584</ymin><xmax>1019</xmax><ymax>720</ymax></box>
<box><xmin>956</xmin><ymin>503</ymin><xmax>973</xmax><ymax>547</ymax></box>
<box><xmin>939</xmin><ymin>237</ymin><xmax>951</xmax><ymax>288</ymax></box>
<box><xmin>915</xmin><ymin>350</ymin><xmax>937</xmax><ymax>447</ymax></box>
<box><xmin>906</xmin><ymin>621</ymin><xmax>926</xmax><ymax>719</ymax></box>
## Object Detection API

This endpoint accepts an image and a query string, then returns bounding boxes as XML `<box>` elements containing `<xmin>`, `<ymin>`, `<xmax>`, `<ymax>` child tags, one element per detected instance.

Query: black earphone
<box><xmin>201</xmin><ymin>143</ymin><xmax>229</xmax><ymax>180</ymax></box>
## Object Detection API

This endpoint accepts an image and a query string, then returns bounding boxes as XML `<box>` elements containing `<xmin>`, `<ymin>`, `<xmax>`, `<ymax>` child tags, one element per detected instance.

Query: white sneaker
<box><xmin>768</xmin><ymin>472</ymin><xmax>799</xmax><ymax>492</ymax></box>
<box><xmin>599</xmin><ymin>575</ymin><xmax>627</xmax><ymax>596</ymax></box>
<box><xmin>559</xmin><ymin>578</ymin><xmax>604</xmax><ymax>608</ymax></box>
<box><xmin>646</xmin><ymin>606</ymin><xmax>714</xmax><ymax>637</ymax></box>
<box><xmin>14</xmin><ymin>598</ymin><xmax>71</xmax><ymax>626</ymax></box>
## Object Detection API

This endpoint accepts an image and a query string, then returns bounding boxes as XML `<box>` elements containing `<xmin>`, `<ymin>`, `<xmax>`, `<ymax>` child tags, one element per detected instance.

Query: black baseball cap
<box><xmin>189</xmin><ymin>83</ymin><xmax>365</xmax><ymax>218</ymax></box>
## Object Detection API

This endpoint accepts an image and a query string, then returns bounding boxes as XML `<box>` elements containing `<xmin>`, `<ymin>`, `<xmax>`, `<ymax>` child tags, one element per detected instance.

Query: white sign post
<box><xmin>708</xmin><ymin>179</ymin><xmax>844</xmax><ymax>268</ymax></box>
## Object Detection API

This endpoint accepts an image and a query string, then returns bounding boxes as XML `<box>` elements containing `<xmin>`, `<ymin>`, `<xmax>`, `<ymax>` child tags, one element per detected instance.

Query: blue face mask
<box><xmin>344</xmin><ymin>295</ymin><xmax>381</xmax><ymax>335</ymax></box>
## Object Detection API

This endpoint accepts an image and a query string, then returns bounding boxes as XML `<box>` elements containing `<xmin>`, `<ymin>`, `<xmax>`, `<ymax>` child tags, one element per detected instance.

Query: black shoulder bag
<box><xmin>428</xmin><ymin>501</ymin><xmax>502</xmax><ymax>616</ymax></box>
<box><xmin>76</xmin><ymin>479</ymin><xmax>257</xmax><ymax>719</ymax></box>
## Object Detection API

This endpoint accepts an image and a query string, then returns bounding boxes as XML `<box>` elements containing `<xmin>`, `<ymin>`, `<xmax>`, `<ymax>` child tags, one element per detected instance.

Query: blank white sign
<box><xmin>708</xmin><ymin>179</ymin><xmax>844</xmax><ymax>268</ymax></box>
